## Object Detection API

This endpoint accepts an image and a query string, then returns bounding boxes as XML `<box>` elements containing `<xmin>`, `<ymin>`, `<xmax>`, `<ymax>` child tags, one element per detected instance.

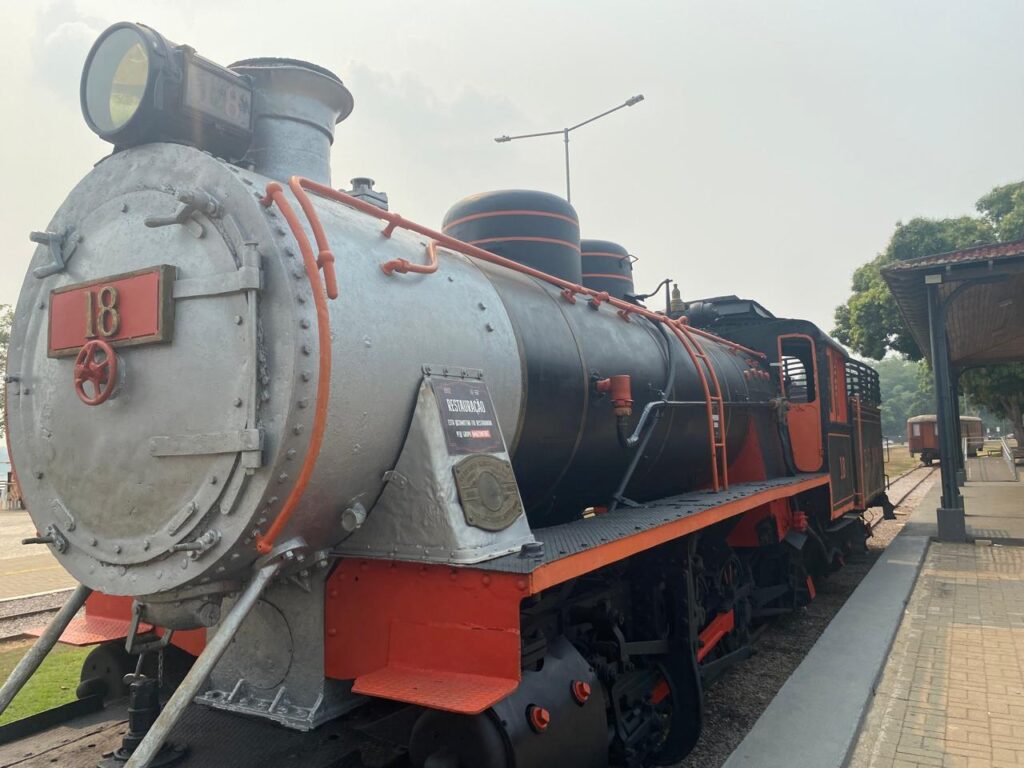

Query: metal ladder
<box><xmin>673</xmin><ymin>322</ymin><xmax>729</xmax><ymax>492</ymax></box>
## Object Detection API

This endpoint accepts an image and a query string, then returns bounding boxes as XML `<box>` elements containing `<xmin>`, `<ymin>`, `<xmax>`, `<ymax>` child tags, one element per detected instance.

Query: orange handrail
<box><xmin>287</xmin><ymin>177</ymin><xmax>765</xmax><ymax>360</ymax></box>
<box><xmin>255</xmin><ymin>181</ymin><xmax>334</xmax><ymax>555</ymax></box>
<box><xmin>667</xmin><ymin>321</ymin><xmax>728</xmax><ymax>491</ymax></box>
<box><xmin>288</xmin><ymin>177</ymin><xmax>339</xmax><ymax>299</ymax></box>
<box><xmin>668</xmin><ymin>324</ymin><xmax>719</xmax><ymax>490</ymax></box>
<box><xmin>382</xmin><ymin>240</ymin><xmax>440</xmax><ymax>276</ymax></box>
<box><xmin>675</xmin><ymin>320</ymin><xmax>730</xmax><ymax>490</ymax></box>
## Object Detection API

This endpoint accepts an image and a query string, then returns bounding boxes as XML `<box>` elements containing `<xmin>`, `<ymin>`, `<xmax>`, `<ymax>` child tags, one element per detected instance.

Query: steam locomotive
<box><xmin>0</xmin><ymin>22</ymin><xmax>892</xmax><ymax>768</ymax></box>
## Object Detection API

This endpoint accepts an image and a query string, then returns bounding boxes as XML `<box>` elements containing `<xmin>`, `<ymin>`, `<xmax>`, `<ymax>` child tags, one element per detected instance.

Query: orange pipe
<box><xmin>381</xmin><ymin>240</ymin><xmax>440</xmax><ymax>276</ymax></box>
<box><xmin>286</xmin><ymin>178</ymin><xmax>765</xmax><ymax>360</ymax></box>
<box><xmin>255</xmin><ymin>182</ymin><xmax>334</xmax><ymax>555</ymax></box>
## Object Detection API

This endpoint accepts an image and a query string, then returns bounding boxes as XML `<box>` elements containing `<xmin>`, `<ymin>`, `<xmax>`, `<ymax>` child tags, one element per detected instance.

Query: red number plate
<box><xmin>48</xmin><ymin>265</ymin><xmax>175</xmax><ymax>357</ymax></box>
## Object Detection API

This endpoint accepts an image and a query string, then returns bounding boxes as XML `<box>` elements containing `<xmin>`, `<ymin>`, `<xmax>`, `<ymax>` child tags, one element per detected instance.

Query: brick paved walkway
<box><xmin>850</xmin><ymin>542</ymin><xmax>1024</xmax><ymax>768</ymax></box>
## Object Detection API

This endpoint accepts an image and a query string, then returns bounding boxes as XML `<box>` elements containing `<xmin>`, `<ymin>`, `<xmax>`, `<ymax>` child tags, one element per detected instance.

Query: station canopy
<box><xmin>883</xmin><ymin>239</ymin><xmax>1024</xmax><ymax>367</ymax></box>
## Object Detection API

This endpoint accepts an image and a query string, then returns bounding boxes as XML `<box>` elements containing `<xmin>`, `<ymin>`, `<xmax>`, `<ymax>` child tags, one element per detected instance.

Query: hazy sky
<box><xmin>3</xmin><ymin>0</ymin><xmax>1024</xmax><ymax>334</ymax></box>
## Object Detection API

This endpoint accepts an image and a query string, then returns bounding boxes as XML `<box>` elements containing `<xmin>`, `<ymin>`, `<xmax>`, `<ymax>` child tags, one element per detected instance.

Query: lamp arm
<box><xmin>495</xmin><ymin>127</ymin><xmax>567</xmax><ymax>142</ymax></box>
<box><xmin>568</xmin><ymin>101</ymin><xmax>632</xmax><ymax>132</ymax></box>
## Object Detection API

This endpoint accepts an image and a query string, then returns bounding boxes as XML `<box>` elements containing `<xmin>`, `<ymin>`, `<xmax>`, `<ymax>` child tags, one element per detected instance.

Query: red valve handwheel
<box><xmin>74</xmin><ymin>340</ymin><xmax>118</xmax><ymax>406</ymax></box>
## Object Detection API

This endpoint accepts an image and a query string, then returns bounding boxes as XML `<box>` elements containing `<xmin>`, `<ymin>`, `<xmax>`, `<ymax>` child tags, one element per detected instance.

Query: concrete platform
<box><xmin>723</xmin><ymin>476</ymin><xmax>1024</xmax><ymax>768</ymax></box>
<box><xmin>905</xmin><ymin>478</ymin><xmax>1024</xmax><ymax>545</ymax></box>
<box><xmin>966</xmin><ymin>454</ymin><xmax>1017</xmax><ymax>483</ymax></box>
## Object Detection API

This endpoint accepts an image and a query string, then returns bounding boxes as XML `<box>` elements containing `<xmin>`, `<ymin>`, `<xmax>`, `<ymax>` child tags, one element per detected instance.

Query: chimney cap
<box><xmin>229</xmin><ymin>57</ymin><xmax>354</xmax><ymax>125</ymax></box>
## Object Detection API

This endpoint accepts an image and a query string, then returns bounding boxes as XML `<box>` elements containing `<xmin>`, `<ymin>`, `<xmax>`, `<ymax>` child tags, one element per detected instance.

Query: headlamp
<box><xmin>81</xmin><ymin>22</ymin><xmax>253</xmax><ymax>160</ymax></box>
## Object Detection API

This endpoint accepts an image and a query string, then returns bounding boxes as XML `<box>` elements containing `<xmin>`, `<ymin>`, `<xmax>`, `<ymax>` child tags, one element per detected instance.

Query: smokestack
<box><xmin>229</xmin><ymin>58</ymin><xmax>353</xmax><ymax>185</ymax></box>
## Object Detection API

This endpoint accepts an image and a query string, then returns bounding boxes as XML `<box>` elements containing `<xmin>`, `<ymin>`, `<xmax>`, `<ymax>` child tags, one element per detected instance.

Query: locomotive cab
<box><xmin>686</xmin><ymin>297</ymin><xmax>889</xmax><ymax>520</ymax></box>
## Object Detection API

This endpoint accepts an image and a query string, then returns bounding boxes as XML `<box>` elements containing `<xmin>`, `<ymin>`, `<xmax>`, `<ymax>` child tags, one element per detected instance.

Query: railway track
<box><xmin>888</xmin><ymin>464</ymin><xmax>938</xmax><ymax>511</ymax></box>
<box><xmin>862</xmin><ymin>463</ymin><xmax>937</xmax><ymax>532</ymax></box>
<box><xmin>864</xmin><ymin>462</ymin><xmax>937</xmax><ymax>536</ymax></box>
<box><xmin>0</xmin><ymin>590</ymin><xmax>73</xmax><ymax>642</ymax></box>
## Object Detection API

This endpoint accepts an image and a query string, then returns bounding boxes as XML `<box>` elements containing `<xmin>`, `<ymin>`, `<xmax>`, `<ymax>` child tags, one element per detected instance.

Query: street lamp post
<box><xmin>495</xmin><ymin>94</ymin><xmax>644</xmax><ymax>204</ymax></box>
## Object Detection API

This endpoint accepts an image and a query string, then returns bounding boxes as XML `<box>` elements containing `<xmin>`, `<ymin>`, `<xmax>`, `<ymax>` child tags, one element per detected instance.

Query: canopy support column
<box><xmin>926</xmin><ymin>275</ymin><xmax>965</xmax><ymax>541</ymax></box>
<box><xmin>951</xmin><ymin>367</ymin><xmax>966</xmax><ymax>487</ymax></box>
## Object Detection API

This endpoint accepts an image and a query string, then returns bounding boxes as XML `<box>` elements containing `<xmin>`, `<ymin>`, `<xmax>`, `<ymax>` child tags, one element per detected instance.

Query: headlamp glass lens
<box><xmin>85</xmin><ymin>28</ymin><xmax>149</xmax><ymax>134</ymax></box>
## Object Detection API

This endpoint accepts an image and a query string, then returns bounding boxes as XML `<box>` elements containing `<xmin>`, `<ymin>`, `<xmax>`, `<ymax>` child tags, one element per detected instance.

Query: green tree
<box><xmin>873</xmin><ymin>357</ymin><xmax>935</xmax><ymax>438</ymax></box>
<box><xmin>0</xmin><ymin>304</ymin><xmax>11</xmax><ymax>438</ymax></box>
<box><xmin>833</xmin><ymin>217</ymin><xmax>995</xmax><ymax>360</ymax></box>
<box><xmin>961</xmin><ymin>364</ymin><xmax>1024</xmax><ymax>439</ymax></box>
<box><xmin>834</xmin><ymin>180</ymin><xmax>1024</xmax><ymax>438</ymax></box>
<box><xmin>977</xmin><ymin>182</ymin><xmax>1024</xmax><ymax>242</ymax></box>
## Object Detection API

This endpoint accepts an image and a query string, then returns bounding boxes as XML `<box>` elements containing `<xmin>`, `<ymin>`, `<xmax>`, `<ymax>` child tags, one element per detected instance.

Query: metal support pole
<box><xmin>951</xmin><ymin>367</ymin><xmax>966</xmax><ymax>487</ymax></box>
<box><xmin>0</xmin><ymin>583</ymin><xmax>91</xmax><ymax>716</ymax></box>
<box><xmin>495</xmin><ymin>96</ymin><xmax>641</xmax><ymax>205</ymax></box>
<box><xmin>124</xmin><ymin>559</ymin><xmax>284</xmax><ymax>768</ymax></box>
<box><xmin>563</xmin><ymin>128</ymin><xmax>571</xmax><ymax>203</ymax></box>
<box><xmin>926</xmin><ymin>278</ymin><xmax>966</xmax><ymax>541</ymax></box>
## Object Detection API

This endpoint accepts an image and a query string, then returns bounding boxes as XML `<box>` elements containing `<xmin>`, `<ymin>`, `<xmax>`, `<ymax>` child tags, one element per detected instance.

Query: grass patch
<box><xmin>0</xmin><ymin>641</ymin><xmax>90</xmax><ymax>726</ymax></box>
<box><xmin>883</xmin><ymin>443</ymin><xmax>921</xmax><ymax>478</ymax></box>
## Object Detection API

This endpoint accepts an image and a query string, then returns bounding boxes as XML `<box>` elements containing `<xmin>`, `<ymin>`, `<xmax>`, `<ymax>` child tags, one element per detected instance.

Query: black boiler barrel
<box><xmin>580</xmin><ymin>239</ymin><xmax>634</xmax><ymax>299</ymax></box>
<box><xmin>443</xmin><ymin>190</ymin><xmax>582</xmax><ymax>283</ymax></box>
<box><xmin>476</xmin><ymin>262</ymin><xmax>778</xmax><ymax>528</ymax></box>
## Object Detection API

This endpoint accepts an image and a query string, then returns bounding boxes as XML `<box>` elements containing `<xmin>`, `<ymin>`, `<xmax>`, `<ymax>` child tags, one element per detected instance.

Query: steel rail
<box><xmin>866</xmin><ymin>465</ymin><xmax>936</xmax><ymax>531</ymax></box>
<box><xmin>891</xmin><ymin>465</ymin><xmax>938</xmax><ymax>511</ymax></box>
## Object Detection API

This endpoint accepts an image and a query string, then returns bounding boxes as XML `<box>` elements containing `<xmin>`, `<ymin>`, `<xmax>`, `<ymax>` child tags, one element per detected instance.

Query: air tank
<box><xmin>580</xmin><ymin>239</ymin><xmax>634</xmax><ymax>300</ymax></box>
<box><xmin>442</xmin><ymin>190</ymin><xmax>582</xmax><ymax>284</ymax></box>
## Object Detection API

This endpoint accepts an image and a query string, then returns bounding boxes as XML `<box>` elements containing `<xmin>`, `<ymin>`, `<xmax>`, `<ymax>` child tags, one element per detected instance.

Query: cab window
<box><xmin>780</xmin><ymin>338</ymin><xmax>816</xmax><ymax>403</ymax></box>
